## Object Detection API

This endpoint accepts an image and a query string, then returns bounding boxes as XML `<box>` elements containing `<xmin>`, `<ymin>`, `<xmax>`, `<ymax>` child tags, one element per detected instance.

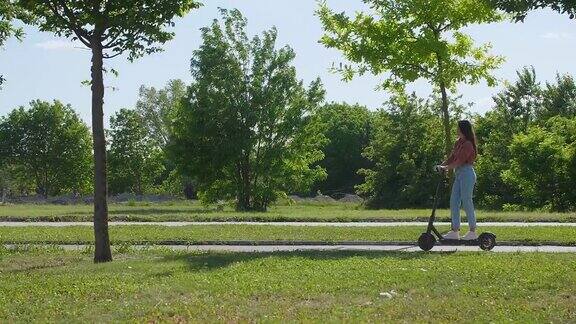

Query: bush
<box><xmin>502</xmin><ymin>117</ymin><xmax>576</xmax><ymax>211</ymax></box>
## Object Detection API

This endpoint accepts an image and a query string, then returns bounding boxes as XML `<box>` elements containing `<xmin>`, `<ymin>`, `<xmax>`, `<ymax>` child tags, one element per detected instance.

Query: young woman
<box><xmin>437</xmin><ymin>120</ymin><xmax>478</xmax><ymax>240</ymax></box>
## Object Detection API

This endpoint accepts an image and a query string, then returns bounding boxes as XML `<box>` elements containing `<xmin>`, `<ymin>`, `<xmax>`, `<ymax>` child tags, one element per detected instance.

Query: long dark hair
<box><xmin>458</xmin><ymin>120</ymin><xmax>477</xmax><ymax>153</ymax></box>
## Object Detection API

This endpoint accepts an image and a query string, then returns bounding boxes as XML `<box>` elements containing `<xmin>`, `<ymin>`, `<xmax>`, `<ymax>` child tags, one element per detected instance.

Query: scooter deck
<box><xmin>437</xmin><ymin>239</ymin><xmax>480</xmax><ymax>246</ymax></box>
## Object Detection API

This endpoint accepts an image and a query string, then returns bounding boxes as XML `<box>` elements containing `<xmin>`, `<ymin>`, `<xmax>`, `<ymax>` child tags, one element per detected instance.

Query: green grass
<box><xmin>0</xmin><ymin>248</ymin><xmax>575</xmax><ymax>322</ymax></box>
<box><xmin>1</xmin><ymin>224</ymin><xmax>575</xmax><ymax>245</ymax></box>
<box><xmin>1</xmin><ymin>201</ymin><xmax>576</xmax><ymax>222</ymax></box>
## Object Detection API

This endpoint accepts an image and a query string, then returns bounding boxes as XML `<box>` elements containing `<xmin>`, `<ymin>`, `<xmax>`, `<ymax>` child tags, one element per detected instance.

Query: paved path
<box><xmin>4</xmin><ymin>243</ymin><xmax>576</xmax><ymax>253</ymax></box>
<box><xmin>1</xmin><ymin>221</ymin><xmax>576</xmax><ymax>227</ymax></box>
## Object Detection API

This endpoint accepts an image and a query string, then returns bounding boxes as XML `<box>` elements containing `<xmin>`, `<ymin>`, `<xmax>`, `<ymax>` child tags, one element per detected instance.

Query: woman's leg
<box><xmin>461</xmin><ymin>168</ymin><xmax>477</xmax><ymax>231</ymax></box>
<box><xmin>449</xmin><ymin>172</ymin><xmax>462</xmax><ymax>231</ymax></box>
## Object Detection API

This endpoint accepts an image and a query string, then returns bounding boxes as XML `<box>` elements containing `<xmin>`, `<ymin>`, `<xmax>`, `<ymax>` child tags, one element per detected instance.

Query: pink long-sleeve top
<box><xmin>444</xmin><ymin>138</ymin><xmax>476</xmax><ymax>168</ymax></box>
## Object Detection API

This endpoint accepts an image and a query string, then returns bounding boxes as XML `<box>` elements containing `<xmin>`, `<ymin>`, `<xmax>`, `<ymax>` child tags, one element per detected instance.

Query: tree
<box><xmin>472</xmin><ymin>67</ymin><xmax>576</xmax><ymax>209</ymax></box>
<box><xmin>0</xmin><ymin>0</ymin><xmax>33</xmax><ymax>87</ymax></box>
<box><xmin>490</xmin><ymin>0</ymin><xmax>576</xmax><ymax>21</ymax></box>
<box><xmin>170</xmin><ymin>9</ymin><xmax>327</xmax><ymax>211</ymax></box>
<box><xmin>539</xmin><ymin>73</ymin><xmax>576</xmax><ymax>120</ymax></box>
<box><xmin>134</xmin><ymin>80</ymin><xmax>194</xmax><ymax>198</ymax></box>
<box><xmin>317</xmin><ymin>0</ymin><xmax>504</xmax><ymax>156</ymax></box>
<box><xmin>19</xmin><ymin>0</ymin><xmax>200</xmax><ymax>262</ymax></box>
<box><xmin>135</xmin><ymin>79</ymin><xmax>186</xmax><ymax>148</ymax></box>
<box><xmin>108</xmin><ymin>109</ymin><xmax>164</xmax><ymax>195</ymax></box>
<box><xmin>357</xmin><ymin>93</ymin><xmax>455</xmax><ymax>208</ymax></box>
<box><xmin>313</xmin><ymin>102</ymin><xmax>373</xmax><ymax>196</ymax></box>
<box><xmin>502</xmin><ymin>117</ymin><xmax>576</xmax><ymax>211</ymax></box>
<box><xmin>0</xmin><ymin>100</ymin><xmax>92</xmax><ymax>197</ymax></box>
<box><xmin>474</xmin><ymin>68</ymin><xmax>541</xmax><ymax>209</ymax></box>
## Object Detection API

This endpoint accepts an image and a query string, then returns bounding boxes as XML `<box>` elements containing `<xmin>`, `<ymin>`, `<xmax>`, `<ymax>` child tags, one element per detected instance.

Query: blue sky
<box><xmin>0</xmin><ymin>1</ymin><xmax>574</xmax><ymax>126</ymax></box>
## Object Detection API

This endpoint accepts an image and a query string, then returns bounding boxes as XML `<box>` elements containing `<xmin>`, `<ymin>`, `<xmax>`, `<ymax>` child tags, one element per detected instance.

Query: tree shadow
<box><xmin>158</xmin><ymin>249</ymin><xmax>457</xmax><ymax>273</ymax></box>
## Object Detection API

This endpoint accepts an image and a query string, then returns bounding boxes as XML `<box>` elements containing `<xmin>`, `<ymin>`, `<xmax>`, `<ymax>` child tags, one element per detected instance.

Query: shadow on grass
<box><xmin>159</xmin><ymin>250</ymin><xmax>456</xmax><ymax>273</ymax></box>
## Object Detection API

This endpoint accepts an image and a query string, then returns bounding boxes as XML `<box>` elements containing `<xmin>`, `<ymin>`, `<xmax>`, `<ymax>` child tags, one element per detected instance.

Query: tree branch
<box><xmin>439</xmin><ymin>22</ymin><xmax>452</xmax><ymax>32</ymax></box>
<box><xmin>102</xmin><ymin>31</ymin><xmax>123</xmax><ymax>48</ymax></box>
<box><xmin>403</xmin><ymin>62</ymin><xmax>435</xmax><ymax>78</ymax></box>
<box><xmin>47</xmin><ymin>0</ymin><xmax>91</xmax><ymax>47</ymax></box>
<box><xmin>103</xmin><ymin>51</ymin><xmax>123</xmax><ymax>59</ymax></box>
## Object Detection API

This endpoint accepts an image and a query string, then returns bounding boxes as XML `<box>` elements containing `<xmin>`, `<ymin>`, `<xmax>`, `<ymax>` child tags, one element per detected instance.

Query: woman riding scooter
<box><xmin>436</xmin><ymin>120</ymin><xmax>478</xmax><ymax>241</ymax></box>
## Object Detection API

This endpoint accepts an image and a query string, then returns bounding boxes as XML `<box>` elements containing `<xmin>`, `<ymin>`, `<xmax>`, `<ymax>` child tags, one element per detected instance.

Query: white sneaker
<box><xmin>442</xmin><ymin>230</ymin><xmax>460</xmax><ymax>240</ymax></box>
<box><xmin>461</xmin><ymin>231</ymin><xmax>478</xmax><ymax>240</ymax></box>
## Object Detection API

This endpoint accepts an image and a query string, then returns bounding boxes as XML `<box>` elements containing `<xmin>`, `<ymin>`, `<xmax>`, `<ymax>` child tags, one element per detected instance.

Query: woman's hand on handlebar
<box><xmin>434</xmin><ymin>165</ymin><xmax>448</xmax><ymax>173</ymax></box>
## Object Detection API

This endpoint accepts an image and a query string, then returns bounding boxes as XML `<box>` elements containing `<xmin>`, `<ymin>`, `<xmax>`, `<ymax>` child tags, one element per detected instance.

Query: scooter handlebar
<box><xmin>433</xmin><ymin>165</ymin><xmax>447</xmax><ymax>174</ymax></box>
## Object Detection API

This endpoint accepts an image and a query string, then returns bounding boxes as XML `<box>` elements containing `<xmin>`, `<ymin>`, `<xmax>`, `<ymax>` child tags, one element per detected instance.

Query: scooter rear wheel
<box><xmin>478</xmin><ymin>232</ymin><xmax>496</xmax><ymax>251</ymax></box>
<box><xmin>418</xmin><ymin>233</ymin><xmax>436</xmax><ymax>251</ymax></box>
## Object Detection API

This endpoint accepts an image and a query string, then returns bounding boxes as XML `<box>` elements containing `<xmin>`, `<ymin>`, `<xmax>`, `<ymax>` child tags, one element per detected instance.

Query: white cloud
<box><xmin>540</xmin><ymin>32</ymin><xmax>573</xmax><ymax>40</ymax></box>
<box><xmin>35</xmin><ymin>40</ymin><xmax>84</xmax><ymax>51</ymax></box>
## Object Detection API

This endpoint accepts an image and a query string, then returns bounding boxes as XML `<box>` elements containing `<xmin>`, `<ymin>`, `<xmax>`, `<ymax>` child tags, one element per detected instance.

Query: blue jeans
<box><xmin>450</xmin><ymin>165</ymin><xmax>477</xmax><ymax>231</ymax></box>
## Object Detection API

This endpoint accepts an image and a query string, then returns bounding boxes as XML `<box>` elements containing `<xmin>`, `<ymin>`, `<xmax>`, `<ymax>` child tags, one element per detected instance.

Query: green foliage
<box><xmin>317</xmin><ymin>0</ymin><xmax>504</xmax><ymax>156</ymax></box>
<box><xmin>474</xmin><ymin>67</ymin><xmax>541</xmax><ymax>208</ymax></box>
<box><xmin>170</xmin><ymin>9</ymin><xmax>327</xmax><ymax>211</ymax></box>
<box><xmin>539</xmin><ymin>73</ymin><xmax>576</xmax><ymax>120</ymax></box>
<box><xmin>0</xmin><ymin>1</ymin><xmax>25</xmax><ymax>45</ymax></box>
<box><xmin>0</xmin><ymin>0</ymin><xmax>34</xmax><ymax>86</ymax></box>
<box><xmin>502</xmin><ymin>117</ymin><xmax>576</xmax><ymax>211</ymax></box>
<box><xmin>0</xmin><ymin>100</ymin><xmax>92</xmax><ymax>197</ymax></box>
<box><xmin>135</xmin><ymin>79</ymin><xmax>187</xmax><ymax>148</ymax></box>
<box><xmin>312</xmin><ymin>103</ymin><xmax>373</xmax><ymax>196</ymax></box>
<box><xmin>317</xmin><ymin>0</ymin><xmax>503</xmax><ymax>90</ymax></box>
<box><xmin>490</xmin><ymin>0</ymin><xmax>576</xmax><ymax>20</ymax></box>
<box><xmin>108</xmin><ymin>109</ymin><xmax>164</xmax><ymax>195</ymax></box>
<box><xmin>357</xmin><ymin>93</ymin><xmax>447</xmax><ymax>208</ymax></box>
<box><xmin>18</xmin><ymin>0</ymin><xmax>201</xmax><ymax>61</ymax></box>
<box><xmin>475</xmin><ymin>67</ymin><xmax>576</xmax><ymax>210</ymax></box>
<box><xmin>135</xmin><ymin>80</ymin><xmax>190</xmax><ymax>197</ymax></box>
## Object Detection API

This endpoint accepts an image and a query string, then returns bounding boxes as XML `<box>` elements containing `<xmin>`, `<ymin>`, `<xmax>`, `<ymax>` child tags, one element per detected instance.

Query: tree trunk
<box><xmin>235</xmin><ymin>156</ymin><xmax>251</xmax><ymax>211</ymax></box>
<box><xmin>435</xmin><ymin>47</ymin><xmax>452</xmax><ymax>157</ymax></box>
<box><xmin>91</xmin><ymin>42</ymin><xmax>112</xmax><ymax>263</ymax></box>
<box><xmin>439</xmin><ymin>80</ymin><xmax>452</xmax><ymax>157</ymax></box>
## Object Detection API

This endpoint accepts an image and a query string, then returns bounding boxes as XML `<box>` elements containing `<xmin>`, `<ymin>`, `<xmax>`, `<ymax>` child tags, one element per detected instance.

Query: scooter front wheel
<box><xmin>478</xmin><ymin>232</ymin><xmax>497</xmax><ymax>251</ymax></box>
<box><xmin>418</xmin><ymin>233</ymin><xmax>436</xmax><ymax>251</ymax></box>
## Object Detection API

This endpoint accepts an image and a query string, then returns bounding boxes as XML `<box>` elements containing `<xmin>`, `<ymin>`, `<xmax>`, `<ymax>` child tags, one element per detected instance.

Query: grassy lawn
<box><xmin>1</xmin><ymin>225</ymin><xmax>575</xmax><ymax>245</ymax></box>
<box><xmin>0</xmin><ymin>248</ymin><xmax>574</xmax><ymax>322</ymax></box>
<box><xmin>1</xmin><ymin>201</ymin><xmax>576</xmax><ymax>222</ymax></box>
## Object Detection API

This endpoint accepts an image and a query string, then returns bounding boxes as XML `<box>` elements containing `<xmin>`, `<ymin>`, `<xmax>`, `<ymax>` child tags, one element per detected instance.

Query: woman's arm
<box><xmin>441</xmin><ymin>140</ymin><xmax>459</xmax><ymax>166</ymax></box>
<box><xmin>444</xmin><ymin>141</ymin><xmax>474</xmax><ymax>170</ymax></box>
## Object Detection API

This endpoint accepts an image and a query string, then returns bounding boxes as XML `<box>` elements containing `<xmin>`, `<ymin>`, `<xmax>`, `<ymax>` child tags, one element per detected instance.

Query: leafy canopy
<box><xmin>502</xmin><ymin>117</ymin><xmax>576</xmax><ymax>211</ymax></box>
<box><xmin>0</xmin><ymin>100</ymin><xmax>92</xmax><ymax>196</ymax></box>
<box><xmin>135</xmin><ymin>79</ymin><xmax>187</xmax><ymax>148</ymax></box>
<box><xmin>313</xmin><ymin>103</ymin><xmax>373</xmax><ymax>196</ymax></box>
<box><xmin>170</xmin><ymin>9</ymin><xmax>326</xmax><ymax>211</ymax></box>
<box><xmin>18</xmin><ymin>0</ymin><xmax>201</xmax><ymax>59</ymax></box>
<box><xmin>357</xmin><ymin>93</ymin><xmax>465</xmax><ymax>208</ymax></box>
<box><xmin>1</xmin><ymin>0</ymin><xmax>34</xmax><ymax>85</ymax></box>
<box><xmin>490</xmin><ymin>0</ymin><xmax>576</xmax><ymax>21</ymax></box>
<box><xmin>317</xmin><ymin>0</ymin><xmax>504</xmax><ymax>91</ymax></box>
<box><xmin>108</xmin><ymin>108</ymin><xmax>164</xmax><ymax>195</ymax></box>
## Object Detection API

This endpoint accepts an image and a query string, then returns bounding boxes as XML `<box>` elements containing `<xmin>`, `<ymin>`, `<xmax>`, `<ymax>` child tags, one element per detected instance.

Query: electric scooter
<box><xmin>417</xmin><ymin>167</ymin><xmax>496</xmax><ymax>251</ymax></box>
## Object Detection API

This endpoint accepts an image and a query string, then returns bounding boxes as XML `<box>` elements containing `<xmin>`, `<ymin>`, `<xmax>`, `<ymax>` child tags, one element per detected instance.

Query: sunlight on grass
<box><xmin>1</xmin><ymin>201</ymin><xmax>575</xmax><ymax>222</ymax></box>
<box><xmin>0</xmin><ymin>248</ymin><xmax>574</xmax><ymax>322</ymax></box>
<box><xmin>0</xmin><ymin>225</ymin><xmax>574</xmax><ymax>245</ymax></box>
